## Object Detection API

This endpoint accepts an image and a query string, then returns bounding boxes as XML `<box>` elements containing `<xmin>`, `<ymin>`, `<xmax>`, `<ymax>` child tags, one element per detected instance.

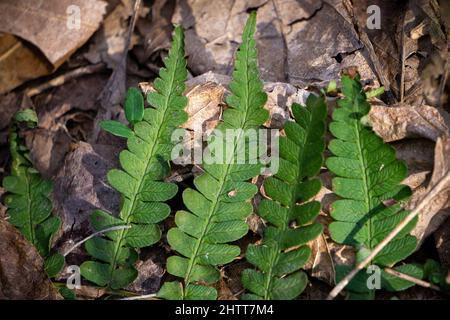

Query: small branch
<box><xmin>327</xmin><ymin>170</ymin><xmax>450</xmax><ymax>300</ymax></box>
<box><xmin>119</xmin><ymin>293</ymin><xmax>158</xmax><ymax>300</ymax></box>
<box><xmin>25</xmin><ymin>63</ymin><xmax>105</xmax><ymax>97</ymax></box>
<box><xmin>63</xmin><ymin>225</ymin><xmax>131</xmax><ymax>257</ymax></box>
<box><xmin>399</xmin><ymin>12</ymin><xmax>407</xmax><ymax>103</ymax></box>
<box><xmin>384</xmin><ymin>267</ymin><xmax>440</xmax><ymax>291</ymax></box>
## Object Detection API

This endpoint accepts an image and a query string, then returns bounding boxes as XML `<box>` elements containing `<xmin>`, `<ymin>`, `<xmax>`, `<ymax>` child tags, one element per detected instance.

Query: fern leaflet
<box><xmin>80</xmin><ymin>26</ymin><xmax>188</xmax><ymax>289</ymax></box>
<box><xmin>158</xmin><ymin>12</ymin><xmax>269</xmax><ymax>300</ymax></box>
<box><xmin>2</xmin><ymin>109</ymin><xmax>64</xmax><ymax>277</ymax></box>
<box><xmin>326</xmin><ymin>75</ymin><xmax>418</xmax><ymax>298</ymax></box>
<box><xmin>241</xmin><ymin>95</ymin><xmax>326</xmax><ymax>300</ymax></box>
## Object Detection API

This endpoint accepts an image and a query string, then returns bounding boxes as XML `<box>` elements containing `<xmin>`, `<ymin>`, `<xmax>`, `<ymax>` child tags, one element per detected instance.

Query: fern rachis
<box><xmin>241</xmin><ymin>94</ymin><xmax>326</xmax><ymax>300</ymax></box>
<box><xmin>326</xmin><ymin>75</ymin><xmax>419</xmax><ymax>297</ymax></box>
<box><xmin>2</xmin><ymin>109</ymin><xmax>64</xmax><ymax>278</ymax></box>
<box><xmin>80</xmin><ymin>26</ymin><xmax>188</xmax><ymax>289</ymax></box>
<box><xmin>158</xmin><ymin>12</ymin><xmax>269</xmax><ymax>300</ymax></box>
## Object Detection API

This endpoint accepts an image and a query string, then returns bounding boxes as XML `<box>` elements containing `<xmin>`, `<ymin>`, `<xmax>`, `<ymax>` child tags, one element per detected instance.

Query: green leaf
<box><xmin>326</xmin><ymin>75</ymin><xmax>418</xmax><ymax>298</ymax></box>
<box><xmin>158</xmin><ymin>281</ymin><xmax>183</xmax><ymax>300</ymax></box>
<box><xmin>59</xmin><ymin>287</ymin><xmax>76</xmax><ymax>300</ymax></box>
<box><xmin>381</xmin><ymin>264</ymin><xmax>423</xmax><ymax>292</ymax></box>
<box><xmin>124</xmin><ymin>87</ymin><xmax>144</xmax><ymax>124</ymax></box>
<box><xmin>45</xmin><ymin>253</ymin><xmax>65</xmax><ymax>278</ymax></box>
<box><xmin>14</xmin><ymin>108</ymin><xmax>38</xmax><ymax>127</ymax></box>
<box><xmin>242</xmin><ymin>93</ymin><xmax>326</xmax><ymax>300</ymax></box>
<box><xmin>100</xmin><ymin>120</ymin><xmax>133</xmax><ymax>139</ymax></box>
<box><xmin>160</xmin><ymin>12</ymin><xmax>268</xmax><ymax>300</ymax></box>
<box><xmin>82</xmin><ymin>25</ymin><xmax>188</xmax><ymax>289</ymax></box>
<box><xmin>366</xmin><ymin>86</ymin><xmax>385</xmax><ymax>98</ymax></box>
<box><xmin>3</xmin><ymin>109</ymin><xmax>62</xmax><ymax>271</ymax></box>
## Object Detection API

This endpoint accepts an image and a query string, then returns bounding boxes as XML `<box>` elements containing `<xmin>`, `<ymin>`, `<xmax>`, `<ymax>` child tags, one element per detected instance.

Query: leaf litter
<box><xmin>0</xmin><ymin>0</ymin><xmax>449</xmax><ymax>300</ymax></box>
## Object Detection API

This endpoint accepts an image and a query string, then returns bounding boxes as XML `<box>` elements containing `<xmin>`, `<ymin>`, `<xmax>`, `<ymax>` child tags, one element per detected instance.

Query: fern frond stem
<box><xmin>262</xmin><ymin>130</ymin><xmax>306</xmax><ymax>299</ymax></box>
<box><xmin>107</xmin><ymin>35</ymin><xmax>183</xmax><ymax>280</ymax></box>
<box><xmin>63</xmin><ymin>225</ymin><xmax>131</xmax><ymax>257</ymax></box>
<box><xmin>183</xmin><ymin>127</ymin><xmax>245</xmax><ymax>290</ymax></box>
<box><xmin>183</xmin><ymin>22</ymin><xmax>254</xmax><ymax>290</ymax></box>
<box><xmin>25</xmin><ymin>172</ymin><xmax>35</xmax><ymax>245</ymax></box>
<box><xmin>351</xmin><ymin>96</ymin><xmax>374</xmax><ymax>251</ymax></box>
<box><xmin>327</xmin><ymin>169</ymin><xmax>450</xmax><ymax>300</ymax></box>
<box><xmin>384</xmin><ymin>268</ymin><xmax>441</xmax><ymax>291</ymax></box>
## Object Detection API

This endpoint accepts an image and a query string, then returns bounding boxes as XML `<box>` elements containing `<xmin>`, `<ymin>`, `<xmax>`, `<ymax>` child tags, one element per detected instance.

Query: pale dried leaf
<box><xmin>0</xmin><ymin>220</ymin><xmax>62</xmax><ymax>299</ymax></box>
<box><xmin>410</xmin><ymin>136</ymin><xmax>450</xmax><ymax>243</ymax></box>
<box><xmin>369</xmin><ymin>103</ymin><xmax>450</xmax><ymax>142</ymax></box>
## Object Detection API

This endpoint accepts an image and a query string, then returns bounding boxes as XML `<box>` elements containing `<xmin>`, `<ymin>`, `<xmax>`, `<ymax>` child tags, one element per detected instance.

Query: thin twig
<box><xmin>327</xmin><ymin>170</ymin><xmax>450</xmax><ymax>300</ymax></box>
<box><xmin>400</xmin><ymin>12</ymin><xmax>407</xmax><ymax>103</ymax></box>
<box><xmin>119</xmin><ymin>293</ymin><xmax>158</xmax><ymax>300</ymax></box>
<box><xmin>384</xmin><ymin>267</ymin><xmax>440</xmax><ymax>291</ymax></box>
<box><xmin>63</xmin><ymin>225</ymin><xmax>131</xmax><ymax>257</ymax></box>
<box><xmin>25</xmin><ymin>63</ymin><xmax>105</xmax><ymax>97</ymax></box>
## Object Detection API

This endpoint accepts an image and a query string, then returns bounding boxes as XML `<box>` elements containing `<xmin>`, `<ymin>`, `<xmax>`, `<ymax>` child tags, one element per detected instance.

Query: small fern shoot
<box><xmin>326</xmin><ymin>75</ymin><xmax>419</xmax><ymax>298</ymax></box>
<box><xmin>2</xmin><ymin>109</ymin><xmax>64</xmax><ymax>278</ymax></box>
<box><xmin>80</xmin><ymin>26</ymin><xmax>188</xmax><ymax>289</ymax></box>
<box><xmin>241</xmin><ymin>95</ymin><xmax>326</xmax><ymax>300</ymax></box>
<box><xmin>158</xmin><ymin>12</ymin><xmax>269</xmax><ymax>300</ymax></box>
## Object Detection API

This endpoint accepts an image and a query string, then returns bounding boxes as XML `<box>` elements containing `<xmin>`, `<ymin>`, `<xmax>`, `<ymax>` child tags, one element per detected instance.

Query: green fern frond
<box><xmin>158</xmin><ymin>12</ymin><xmax>269</xmax><ymax>300</ymax></box>
<box><xmin>2</xmin><ymin>109</ymin><xmax>63</xmax><ymax>277</ymax></box>
<box><xmin>241</xmin><ymin>95</ymin><xmax>326</xmax><ymax>300</ymax></box>
<box><xmin>80</xmin><ymin>26</ymin><xmax>188</xmax><ymax>289</ymax></box>
<box><xmin>326</xmin><ymin>75</ymin><xmax>418</xmax><ymax>297</ymax></box>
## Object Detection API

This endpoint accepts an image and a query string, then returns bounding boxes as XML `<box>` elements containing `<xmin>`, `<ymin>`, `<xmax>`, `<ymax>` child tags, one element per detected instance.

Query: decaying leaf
<box><xmin>135</xmin><ymin>0</ymin><xmax>175</xmax><ymax>61</ymax></box>
<box><xmin>181</xmin><ymin>82</ymin><xmax>225</xmax><ymax>131</ymax></box>
<box><xmin>52</xmin><ymin>142</ymin><xmax>122</xmax><ymax>260</ymax></box>
<box><xmin>352</xmin><ymin>0</ymin><xmax>447</xmax><ymax>106</ymax></box>
<box><xmin>27</xmin><ymin>74</ymin><xmax>109</xmax><ymax>177</ymax></box>
<box><xmin>369</xmin><ymin>102</ymin><xmax>450</xmax><ymax>142</ymax></box>
<box><xmin>0</xmin><ymin>220</ymin><xmax>61</xmax><ymax>299</ymax></box>
<box><xmin>0</xmin><ymin>0</ymin><xmax>107</xmax><ymax>93</ymax></box>
<box><xmin>84</xmin><ymin>0</ymin><xmax>141</xmax><ymax>69</ymax></box>
<box><xmin>410</xmin><ymin>136</ymin><xmax>450</xmax><ymax>243</ymax></box>
<box><xmin>172</xmin><ymin>0</ymin><xmax>373</xmax><ymax>85</ymax></box>
<box><xmin>0</xmin><ymin>34</ymin><xmax>52</xmax><ymax>95</ymax></box>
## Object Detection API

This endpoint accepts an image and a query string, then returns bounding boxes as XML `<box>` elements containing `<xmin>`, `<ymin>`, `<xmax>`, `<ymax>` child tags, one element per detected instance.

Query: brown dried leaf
<box><xmin>173</xmin><ymin>0</ymin><xmax>371</xmax><ymax>85</ymax></box>
<box><xmin>0</xmin><ymin>0</ymin><xmax>106</xmax><ymax>93</ymax></box>
<box><xmin>352</xmin><ymin>0</ymin><xmax>447</xmax><ymax>105</ymax></box>
<box><xmin>84</xmin><ymin>0</ymin><xmax>141</xmax><ymax>69</ymax></box>
<box><xmin>369</xmin><ymin>102</ymin><xmax>450</xmax><ymax>142</ymax></box>
<box><xmin>135</xmin><ymin>0</ymin><xmax>175</xmax><ymax>61</ymax></box>
<box><xmin>53</xmin><ymin>142</ymin><xmax>122</xmax><ymax>261</ymax></box>
<box><xmin>27</xmin><ymin>74</ymin><xmax>108</xmax><ymax>177</ymax></box>
<box><xmin>0</xmin><ymin>34</ymin><xmax>52</xmax><ymax>95</ymax></box>
<box><xmin>181</xmin><ymin>82</ymin><xmax>225</xmax><ymax>131</ymax></box>
<box><xmin>0</xmin><ymin>220</ymin><xmax>62</xmax><ymax>299</ymax></box>
<box><xmin>410</xmin><ymin>136</ymin><xmax>450</xmax><ymax>243</ymax></box>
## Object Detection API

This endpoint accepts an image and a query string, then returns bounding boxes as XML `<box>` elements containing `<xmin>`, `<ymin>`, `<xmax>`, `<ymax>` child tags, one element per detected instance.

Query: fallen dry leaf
<box><xmin>27</xmin><ymin>73</ymin><xmax>109</xmax><ymax>177</ymax></box>
<box><xmin>410</xmin><ymin>136</ymin><xmax>450</xmax><ymax>244</ymax></box>
<box><xmin>0</xmin><ymin>34</ymin><xmax>52</xmax><ymax>95</ymax></box>
<box><xmin>182</xmin><ymin>82</ymin><xmax>225</xmax><ymax>132</ymax></box>
<box><xmin>0</xmin><ymin>219</ymin><xmax>62</xmax><ymax>299</ymax></box>
<box><xmin>53</xmin><ymin>142</ymin><xmax>122</xmax><ymax>261</ymax></box>
<box><xmin>135</xmin><ymin>0</ymin><xmax>175</xmax><ymax>62</ymax></box>
<box><xmin>352</xmin><ymin>0</ymin><xmax>447</xmax><ymax>106</ymax></box>
<box><xmin>126</xmin><ymin>250</ymin><xmax>166</xmax><ymax>294</ymax></box>
<box><xmin>0</xmin><ymin>0</ymin><xmax>107</xmax><ymax>93</ymax></box>
<box><xmin>172</xmin><ymin>0</ymin><xmax>373</xmax><ymax>85</ymax></box>
<box><xmin>369</xmin><ymin>102</ymin><xmax>450</xmax><ymax>142</ymax></box>
<box><xmin>84</xmin><ymin>0</ymin><xmax>140</xmax><ymax>69</ymax></box>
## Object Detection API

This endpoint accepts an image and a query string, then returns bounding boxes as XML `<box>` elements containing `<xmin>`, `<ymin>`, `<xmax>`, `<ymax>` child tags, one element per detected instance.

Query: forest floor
<box><xmin>0</xmin><ymin>0</ymin><xmax>449</xmax><ymax>300</ymax></box>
